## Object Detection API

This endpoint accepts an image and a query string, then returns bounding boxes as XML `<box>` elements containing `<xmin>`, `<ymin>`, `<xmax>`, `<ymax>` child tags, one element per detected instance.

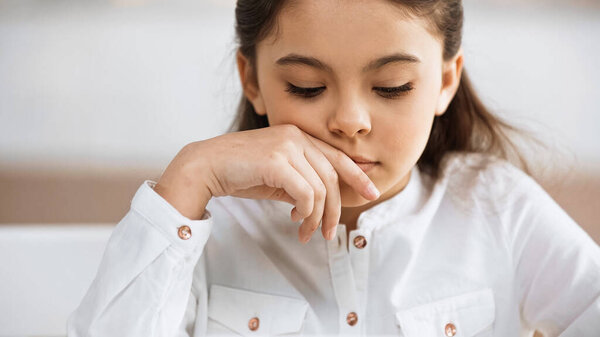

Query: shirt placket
<box><xmin>348</xmin><ymin>227</ymin><xmax>371</xmax><ymax>332</ymax></box>
<box><xmin>327</xmin><ymin>224</ymin><xmax>371</xmax><ymax>335</ymax></box>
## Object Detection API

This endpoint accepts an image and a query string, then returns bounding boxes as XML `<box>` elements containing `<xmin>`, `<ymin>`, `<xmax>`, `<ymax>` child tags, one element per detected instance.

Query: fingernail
<box><xmin>367</xmin><ymin>183</ymin><xmax>380</xmax><ymax>199</ymax></box>
<box><xmin>299</xmin><ymin>232</ymin><xmax>309</xmax><ymax>243</ymax></box>
<box><xmin>327</xmin><ymin>228</ymin><xmax>336</xmax><ymax>240</ymax></box>
<box><xmin>291</xmin><ymin>210</ymin><xmax>300</xmax><ymax>222</ymax></box>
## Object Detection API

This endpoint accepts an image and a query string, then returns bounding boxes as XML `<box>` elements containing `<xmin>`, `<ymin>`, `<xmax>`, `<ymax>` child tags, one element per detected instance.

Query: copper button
<box><xmin>346</xmin><ymin>312</ymin><xmax>358</xmax><ymax>326</ymax></box>
<box><xmin>353</xmin><ymin>235</ymin><xmax>367</xmax><ymax>249</ymax></box>
<box><xmin>177</xmin><ymin>225</ymin><xmax>192</xmax><ymax>240</ymax></box>
<box><xmin>248</xmin><ymin>317</ymin><xmax>260</xmax><ymax>331</ymax></box>
<box><xmin>444</xmin><ymin>322</ymin><xmax>457</xmax><ymax>336</ymax></box>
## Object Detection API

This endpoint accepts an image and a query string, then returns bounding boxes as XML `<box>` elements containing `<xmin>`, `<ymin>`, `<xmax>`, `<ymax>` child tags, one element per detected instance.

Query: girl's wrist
<box><xmin>153</xmin><ymin>179</ymin><xmax>212</xmax><ymax>220</ymax></box>
<box><xmin>154</xmin><ymin>152</ymin><xmax>214</xmax><ymax>220</ymax></box>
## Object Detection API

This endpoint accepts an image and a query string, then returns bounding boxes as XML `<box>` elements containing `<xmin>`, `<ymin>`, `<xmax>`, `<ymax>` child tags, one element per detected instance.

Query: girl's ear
<box><xmin>236</xmin><ymin>50</ymin><xmax>267</xmax><ymax>116</ymax></box>
<box><xmin>435</xmin><ymin>47</ymin><xmax>464</xmax><ymax>116</ymax></box>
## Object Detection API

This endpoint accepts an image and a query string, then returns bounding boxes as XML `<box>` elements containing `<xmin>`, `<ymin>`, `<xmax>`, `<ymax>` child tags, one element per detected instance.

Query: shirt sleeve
<box><xmin>67</xmin><ymin>180</ymin><xmax>213</xmax><ymax>337</ymax></box>
<box><xmin>508</xmin><ymin>175</ymin><xmax>600</xmax><ymax>336</ymax></box>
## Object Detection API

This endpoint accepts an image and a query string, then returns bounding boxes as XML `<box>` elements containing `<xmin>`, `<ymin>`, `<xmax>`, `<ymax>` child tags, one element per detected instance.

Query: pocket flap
<box><xmin>395</xmin><ymin>288</ymin><xmax>495</xmax><ymax>337</ymax></box>
<box><xmin>208</xmin><ymin>284</ymin><xmax>309</xmax><ymax>336</ymax></box>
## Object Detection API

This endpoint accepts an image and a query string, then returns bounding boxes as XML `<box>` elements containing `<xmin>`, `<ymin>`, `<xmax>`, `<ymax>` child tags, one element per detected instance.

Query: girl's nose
<box><xmin>327</xmin><ymin>94</ymin><xmax>372</xmax><ymax>138</ymax></box>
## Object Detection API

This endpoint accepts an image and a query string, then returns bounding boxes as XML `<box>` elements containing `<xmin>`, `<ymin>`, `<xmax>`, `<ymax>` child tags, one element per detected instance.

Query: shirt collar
<box><xmin>354</xmin><ymin>165</ymin><xmax>426</xmax><ymax>232</ymax></box>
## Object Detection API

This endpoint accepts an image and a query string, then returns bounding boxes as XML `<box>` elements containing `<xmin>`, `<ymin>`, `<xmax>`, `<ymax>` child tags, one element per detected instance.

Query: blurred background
<box><xmin>0</xmin><ymin>0</ymin><xmax>599</xmax><ymax>336</ymax></box>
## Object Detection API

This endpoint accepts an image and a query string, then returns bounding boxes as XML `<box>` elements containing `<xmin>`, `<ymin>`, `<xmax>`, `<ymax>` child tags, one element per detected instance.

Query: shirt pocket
<box><xmin>207</xmin><ymin>284</ymin><xmax>309</xmax><ymax>336</ymax></box>
<box><xmin>395</xmin><ymin>287</ymin><xmax>495</xmax><ymax>337</ymax></box>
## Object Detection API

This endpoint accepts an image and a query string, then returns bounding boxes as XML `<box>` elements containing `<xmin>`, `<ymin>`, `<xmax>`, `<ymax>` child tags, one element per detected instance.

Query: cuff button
<box><xmin>346</xmin><ymin>312</ymin><xmax>358</xmax><ymax>326</ymax></box>
<box><xmin>248</xmin><ymin>317</ymin><xmax>260</xmax><ymax>331</ymax></box>
<box><xmin>178</xmin><ymin>225</ymin><xmax>192</xmax><ymax>240</ymax></box>
<box><xmin>444</xmin><ymin>322</ymin><xmax>457</xmax><ymax>336</ymax></box>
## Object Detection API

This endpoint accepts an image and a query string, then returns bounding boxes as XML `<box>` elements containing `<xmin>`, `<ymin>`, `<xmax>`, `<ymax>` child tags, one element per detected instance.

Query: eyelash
<box><xmin>285</xmin><ymin>82</ymin><xmax>414</xmax><ymax>100</ymax></box>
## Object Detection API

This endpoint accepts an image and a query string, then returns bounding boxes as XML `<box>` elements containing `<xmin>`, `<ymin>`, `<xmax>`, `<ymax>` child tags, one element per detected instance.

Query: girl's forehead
<box><xmin>259</xmin><ymin>0</ymin><xmax>443</xmax><ymax>71</ymax></box>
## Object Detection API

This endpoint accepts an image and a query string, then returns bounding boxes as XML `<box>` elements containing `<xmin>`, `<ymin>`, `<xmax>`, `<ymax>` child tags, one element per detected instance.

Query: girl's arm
<box><xmin>65</xmin><ymin>124</ymin><xmax>378</xmax><ymax>336</ymax></box>
<box><xmin>67</xmin><ymin>180</ymin><xmax>213</xmax><ymax>337</ymax></box>
<box><xmin>508</xmin><ymin>174</ymin><xmax>600</xmax><ymax>336</ymax></box>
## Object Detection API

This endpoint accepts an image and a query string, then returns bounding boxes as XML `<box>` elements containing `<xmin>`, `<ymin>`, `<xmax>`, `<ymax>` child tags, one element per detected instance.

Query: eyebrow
<box><xmin>275</xmin><ymin>52</ymin><xmax>421</xmax><ymax>73</ymax></box>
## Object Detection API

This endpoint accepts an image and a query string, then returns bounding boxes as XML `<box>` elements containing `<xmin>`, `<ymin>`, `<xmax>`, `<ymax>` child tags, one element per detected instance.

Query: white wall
<box><xmin>463</xmin><ymin>2</ymin><xmax>600</xmax><ymax>171</ymax></box>
<box><xmin>0</xmin><ymin>0</ymin><xmax>240</xmax><ymax>170</ymax></box>
<box><xmin>1</xmin><ymin>0</ymin><xmax>599</xmax><ymax>171</ymax></box>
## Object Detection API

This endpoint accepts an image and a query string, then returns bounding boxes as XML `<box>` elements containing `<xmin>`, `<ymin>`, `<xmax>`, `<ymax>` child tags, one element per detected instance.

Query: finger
<box><xmin>288</xmin><ymin>155</ymin><xmax>327</xmax><ymax>243</ymax></box>
<box><xmin>303</xmin><ymin>134</ymin><xmax>380</xmax><ymax>200</ymax></box>
<box><xmin>267</xmin><ymin>161</ymin><xmax>315</xmax><ymax>220</ymax></box>
<box><xmin>268</xmin><ymin>187</ymin><xmax>297</xmax><ymax>205</ymax></box>
<box><xmin>304</xmin><ymin>145</ymin><xmax>341</xmax><ymax>241</ymax></box>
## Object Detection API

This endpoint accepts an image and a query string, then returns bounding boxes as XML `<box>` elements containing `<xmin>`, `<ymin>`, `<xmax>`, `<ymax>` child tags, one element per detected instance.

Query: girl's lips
<box><xmin>347</xmin><ymin>154</ymin><xmax>379</xmax><ymax>172</ymax></box>
<box><xmin>354</xmin><ymin>161</ymin><xmax>379</xmax><ymax>173</ymax></box>
<box><xmin>349</xmin><ymin>155</ymin><xmax>376</xmax><ymax>163</ymax></box>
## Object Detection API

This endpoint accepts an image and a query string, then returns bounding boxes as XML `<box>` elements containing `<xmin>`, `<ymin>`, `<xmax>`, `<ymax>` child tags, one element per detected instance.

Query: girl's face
<box><xmin>238</xmin><ymin>0</ymin><xmax>463</xmax><ymax>208</ymax></box>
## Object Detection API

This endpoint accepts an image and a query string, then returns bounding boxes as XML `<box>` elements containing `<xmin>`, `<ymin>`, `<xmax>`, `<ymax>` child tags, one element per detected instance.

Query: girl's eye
<box><xmin>373</xmin><ymin>83</ymin><xmax>414</xmax><ymax>99</ymax></box>
<box><xmin>285</xmin><ymin>83</ymin><xmax>325</xmax><ymax>99</ymax></box>
<box><xmin>284</xmin><ymin>82</ymin><xmax>414</xmax><ymax>100</ymax></box>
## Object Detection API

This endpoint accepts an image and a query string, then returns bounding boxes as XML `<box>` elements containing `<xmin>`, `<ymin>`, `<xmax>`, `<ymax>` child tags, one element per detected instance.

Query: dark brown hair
<box><xmin>229</xmin><ymin>0</ymin><xmax>530</xmax><ymax>179</ymax></box>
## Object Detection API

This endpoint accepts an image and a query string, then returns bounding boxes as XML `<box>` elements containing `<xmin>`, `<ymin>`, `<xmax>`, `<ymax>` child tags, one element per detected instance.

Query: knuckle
<box><xmin>266</xmin><ymin>150</ymin><xmax>282</xmax><ymax>162</ymax></box>
<box><xmin>262</xmin><ymin>163</ymin><xmax>281</xmax><ymax>187</ymax></box>
<box><xmin>278</xmin><ymin>139</ymin><xmax>298</xmax><ymax>154</ymax></box>
<box><xmin>280</xmin><ymin>124</ymin><xmax>302</xmax><ymax>138</ymax></box>
<box><xmin>302</xmin><ymin>185</ymin><xmax>315</xmax><ymax>203</ymax></box>
<box><xmin>314</xmin><ymin>183</ymin><xmax>326</xmax><ymax>201</ymax></box>
<box><xmin>266</xmin><ymin>152</ymin><xmax>289</xmax><ymax>169</ymax></box>
<box><xmin>325</xmin><ymin>166</ymin><xmax>339</xmax><ymax>183</ymax></box>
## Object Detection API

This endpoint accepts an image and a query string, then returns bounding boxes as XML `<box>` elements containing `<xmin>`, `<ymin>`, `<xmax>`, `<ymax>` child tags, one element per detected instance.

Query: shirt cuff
<box><xmin>129</xmin><ymin>180</ymin><xmax>213</xmax><ymax>255</ymax></box>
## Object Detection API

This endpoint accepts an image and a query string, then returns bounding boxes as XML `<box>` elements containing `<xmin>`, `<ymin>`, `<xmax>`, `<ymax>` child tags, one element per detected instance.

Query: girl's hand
<box><xmin>154</xmin><ymin>124</ymin><xmax>380</xmax><ymax>243</ymax></box>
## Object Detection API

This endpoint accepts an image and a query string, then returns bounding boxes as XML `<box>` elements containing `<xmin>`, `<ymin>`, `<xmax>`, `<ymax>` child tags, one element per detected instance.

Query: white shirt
<box><xmin>67</xmin><ymin>152</ymin><xmax>600</xmax><ymax>337</ymax></box>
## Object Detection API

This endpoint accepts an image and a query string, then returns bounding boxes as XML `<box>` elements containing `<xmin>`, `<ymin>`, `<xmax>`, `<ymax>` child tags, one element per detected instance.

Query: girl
<box><xmin>68</xmin><ymin>0</ymin><xmax>600</xmax><ymax>336</ymax></box>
